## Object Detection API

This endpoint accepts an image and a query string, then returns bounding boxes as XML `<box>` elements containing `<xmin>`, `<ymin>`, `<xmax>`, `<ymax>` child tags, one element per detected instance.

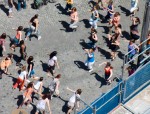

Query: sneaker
<box><xmin>89</xmin><ymin>69</ymin><xmax>93</xmax><ymax>72</ymax></box>
<box><xmin>24</xmin><ymin>38</ymin><xmax>27</xmax><ymax>41</ymax></box>
<box><xmin>38</xmin><ymin>36</ymin><xmax>41</xmax><ymax>40</ymax></box>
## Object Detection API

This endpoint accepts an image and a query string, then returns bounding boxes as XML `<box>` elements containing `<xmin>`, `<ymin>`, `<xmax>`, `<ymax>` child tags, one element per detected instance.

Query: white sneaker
<box><xmin>89</xmin><ymin>69</ymin><xmax>93</xmax><ymax>72</ymax></box>
<box><xmin>85</xmin><ymin>63</ymin><xmax>88</xmax><ymax>66</ymax></box>
<box><xmin>38</xmin><ymin>36</ymin><xmax>41</xmax><ymax>40</ymax></box>
<box><xmin>24</xmin><ymin>38</ymin><xmax>27</xmax><ymax>41</ymax></box>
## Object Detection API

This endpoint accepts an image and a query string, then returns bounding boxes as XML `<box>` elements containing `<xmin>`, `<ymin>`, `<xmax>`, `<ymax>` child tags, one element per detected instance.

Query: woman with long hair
<box><xmin>10</xmin><ymin>26</ymin><xmax>23</xmax><ymax>51</ymax></box>
<box><xmin>47</xmin><ymin>51</ymin><xmax>60</xmax><ymax>76</ymax></box>
<box><xmin>27</xmin><ymin>56</ymin><xmax>36</xmax><ymax>78</ymax></box>
<box><xmin>35</xmin><ymin>93</ymin><xmax>52</xmax><ymax>114</ymax></box>
<box><xmin>25</xmin><ymin>14</ymin><xmax>41</xmax><ymax>41</ymax></box>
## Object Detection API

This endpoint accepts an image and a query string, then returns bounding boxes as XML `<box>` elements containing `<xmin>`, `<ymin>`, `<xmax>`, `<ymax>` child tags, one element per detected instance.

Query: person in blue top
<box><xmin>84</xmin><ymin>48</ymin><xmax>95</xmax><ymax>72</ymax></box>
<box><xmin>103</xmin><ymin>0</ymin><xmax>114</xmax><ymax>22</ymax></box>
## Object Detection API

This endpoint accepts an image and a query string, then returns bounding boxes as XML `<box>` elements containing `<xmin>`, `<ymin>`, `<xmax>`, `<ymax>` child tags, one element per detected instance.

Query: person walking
<box><xmin>34</xmin><ymin>77</ymin><xmax>44</xmax><ymax>99</ymax></box>
<box><xmin>10</xmin><ymin>26</ymin><xmax>23</xmax><ymax>51</ymax></box>
<box><xmin>13</xmin><ymin>66</ymin><xmax>27</xmax><ymax>91</ymax></box>
<box><xmin>18</xmin><ymin>82</ymin><xmax>38</xmax><ymax>108</ymax></box>
<box><xmin>49</xmin><ymin>74</ymin><xmax>61</xmax><ymax>99</ymax></box>
<box><xmin>27</xmin><ymin>56</ymin><xmax>35</xmax><ymax>78</ymax></box>
<box><xmin>130</xmin><ymin>16</ymin><xmax>140</xmax><ymax>40</ymax></box>
<box><xmin>16</xmin><ymin>40</ymin><xmax>27</xmax><ymax>66</ymax></box>
<box><xmin>99</xmin><ymin>62</ymin><xmax>113</xmax><ymax>84</ymax></box>
<box><xmin>8</xmin><ymin>0</ymin><xmax>14</xmax><ymax>18</ymax></box>
<box><xmin>69</xmin><ymin>7</ymin><xmax>79</xmax><ymax>31</ymax></box>
<box><xmin>66</xmin><ymin>87</ymin><xmax>82</xmax><ymax>114</ymax></box>
<box><xmin>84</xmin><ymin>48</ymin><xmax>95</xmax><ymax>72</ymax></box>
<box><xmin>17</xmin><ymin>0</ymin><xmax>27</xmax><ymax>11</ymax></box>
<box><xmin>0</xmin><ymin>33</ymin><xmax>7</xmax><ymax>57</ymax></box>
<box><xmin>35</xmin><ymin>93</ymin><xmax>52</xmax><ymax>114</ymax></box>
<box><xmin>25</xmin><ymin>14</ymin><xmax>41</xmax><ymax>41</ymax></box>
<box><xmin>89</xmin><ymin>6</ymin><xmax>99</xmax><ymax>29</ymax></box>
<box><xmin>47</xmin><ymin>51</ymin><xmax>59</xmax><ymax>76</ymax></box>
<box><xmin>65</xmin><ymin>0</ymin><xmax>73</xmax><ymax>12</ymax></box>
<box><xmin>130</xmin><ymin>0</ymin><xmax>139</xmax><ymax>16</ymax></box>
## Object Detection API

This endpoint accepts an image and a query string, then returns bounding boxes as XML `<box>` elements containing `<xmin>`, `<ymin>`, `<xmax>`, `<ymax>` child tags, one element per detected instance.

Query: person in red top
<box><xmin>99</xmin><ymin>62</ymin><xmax>113</xmax><ymax>85</ymax></box>
<box><xmin>0</xmin><ymin>33</ymin><xmax>6</xmax><ymax>57</ymax></box>
<box><xmin>10</xmin><ymin>26</ymin><xmax>23</xmax><ymax>51</ymax></box>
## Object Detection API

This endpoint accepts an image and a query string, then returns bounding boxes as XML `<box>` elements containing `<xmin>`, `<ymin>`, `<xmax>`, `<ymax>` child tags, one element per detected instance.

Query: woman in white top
<box><xmin>130</xmin><ymin>0</ymin><xmax>139</xmax><ymax>16</ymax></box>
<box><xmin>13</xmin><ymin>66</ymin><xmax>27</xmax><ymax>91</ymax></box>
<box><xmin>47</xmin><ymin>51</ymin><xmax>59</xmax><ymax>76</ymax></box>
<box><xmin>34</xmin><ymin>77</ymin><xmax>43</xmax><ymax>99</ymax></box>
<box><xmin>67</xmin><ymin>87</ymin><xmax>82</xmax><ymax>114</ymax></box>
<box><xmin>35</xmin><ymin>93</ymin><xmax>52</xmax><ymax>114</ymax></box>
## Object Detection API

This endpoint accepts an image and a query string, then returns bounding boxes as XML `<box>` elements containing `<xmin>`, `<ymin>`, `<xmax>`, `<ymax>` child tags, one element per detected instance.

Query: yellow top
<box><xmin>67</xmin><ymin>0</ymin><xmax>73</xmax><ymax>4</ymax></box>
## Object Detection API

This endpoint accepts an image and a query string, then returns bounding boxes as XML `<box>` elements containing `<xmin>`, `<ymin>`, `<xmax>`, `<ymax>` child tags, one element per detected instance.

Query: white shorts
<box><xmin>68</xmin><ymin>102</ymin><xmax>74</xmax><ymax>108</ymax></box>
<box><xmin>9</xmin><ymin>7</ymin><xmax>13</xmax><ymax>13</ymax></box>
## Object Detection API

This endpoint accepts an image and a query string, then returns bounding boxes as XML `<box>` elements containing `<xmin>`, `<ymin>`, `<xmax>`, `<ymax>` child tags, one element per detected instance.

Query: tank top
<box><xmin>107</xmin><ymin>4</ymin><xmax>113</xmax><ymax>16</ymax></box>
<box><xmin>87</xmin><ymin>53</ymin><xmax>95</xmax><ymax>62</ymax></box>
<box><xmin>105</xmin><ymin>67</ymin><xmax>111</xmax><ymax>76</ymax></box>
<box><xmin>91</xmin><ymin>10</ymin><xmax>98</xmax><ymax>20</ymax></box>
<box><xmin>128</xmin><ymin>44</ymin><xmax>136</xmax><ymax>55</ymax></box>
<box><xmin>37</xmin><ymin>99</ymin><xmax>46</xmax><ymax>110</ymax></box>
<box><xmin>49</xmin><ymin>78</ymin><xmax>59</xmax><ymax>91</ymax></box>
<box><xmin>16</xmin><ymin>31</ymin><xmax>21</xmax><ymax>39</ymax></box>
<box><xmin>34</xmin><ymin>81</ymin><xmax>42</xmax><ymax>90</ymax></box>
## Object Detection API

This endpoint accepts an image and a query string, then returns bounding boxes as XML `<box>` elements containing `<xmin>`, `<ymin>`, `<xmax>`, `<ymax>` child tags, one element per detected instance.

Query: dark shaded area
<box><xmin>74</xmin><ymin>60</ymin><xmax>89</xmax><ymax>71</ymax></box>
<box><xmin>118</xmin><ymin>5</ymin><xmax>131</xmax><ymax>16</ymax></box>
<box><xmin>97</xmin><ymin>47</ymin><xmax>111</xmax><ymax>59</ymax></box>
<box><xmin>122</xmin><ymin>31</ymin><xmax>131</xmax><ymax>40</ymax></box>
<box><xmin>0</xmin><ymin>4</ymin><xmax>8</xmax><ymax>16</ymax></box>
<box><xmin>88</xmin><ymin>1</ymin><xmax>97</xmax><ymax>8</ymax></box>
<box><xmin>80</xmin><ymin>19</ymin><xmax>91</xmax><ymax>28</ymax></box>
<box><xmin>14</xmin><ymin>95</ymin><xmax>24</xmax><ymax>107</ymax></box>
<box><xmin>42</xmin><ymin>86</ymin><xmax>50</xmax><ymax>94</ymax></box>
<box><xmin>59</xmin><ymin>97</ymin><xmax>69</xmax><ymax>114</ymax></box>
<box><xmin>55</xmin><ymin>3</ymin><xmax>69</xmax><ymax>15</ymax></box>
<box><xmin>8</xmin><ymin>75</ymin><xmax>17</xmax><ymax>85</ymax></box>
<box><xmin>99</xmin><ymin>26</ymin><xmax>109</xmax><ymax>34</ymax></box>
<box><xmin>91</xmin><ymin>72</ymin><xmax>107</xmax><ymax>88</ymax></box>
<box><xmin>30</xmin><ymin>103</ymin><xmax>37</xmax><ymax>114</ymax></box>
<box><xmin>40</xmin><ymin>60</ymin><xmax>48</xmax><ymax>72</ymax></box>
<box><xmin>13</xmin><ymin>54</ymin><xmax>20</xmax><ymax>63</ymax></box>
<box><xmin>79</xmin><ymin>39</ymin><xmax>92</xmax><ymax>49</ymax></box>
<box><xmin>117</xmin><ymin>51</ymin><xmax>125</xmax><ymax>60</ymax></box>
<box><xmin>59</xmin><ymin>21</ymin><xmax>73</xmax><ymax>32</ymax></box>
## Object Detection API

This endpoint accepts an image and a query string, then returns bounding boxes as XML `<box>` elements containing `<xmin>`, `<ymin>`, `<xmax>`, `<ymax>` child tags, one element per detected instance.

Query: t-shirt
<box><xmin>48</xmin><ymin>56</ymin><xmax>57</xmax><ymax>66</ymax></box>
<box><xmin>19</xmin><ymin>71</ymin><xmax>27</xmax><ymax>80</ymax></box>
<box><xmin>49</xmin><ymin>78</ymin><xmax>59</xmax><ymax>91</ymax></box>
<box><xmin>69</xmin><ymin>93</ymin><xmax>80</xmax><ymax>103</ymax></box>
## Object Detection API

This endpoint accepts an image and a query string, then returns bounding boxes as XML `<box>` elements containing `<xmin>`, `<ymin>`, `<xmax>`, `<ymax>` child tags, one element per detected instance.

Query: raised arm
<box><xmin>66</xmin><ymin>87</ymin><xmax>76</xmax><ymax>93</ymax></box>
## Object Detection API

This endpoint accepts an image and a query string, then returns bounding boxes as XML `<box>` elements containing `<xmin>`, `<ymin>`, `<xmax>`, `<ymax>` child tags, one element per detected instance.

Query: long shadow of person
<box><xmin>99</xmin><ymin>26</ymin><xmax>109</xmax><ymax>34</ymax></box>
<box><xmin>74</xmin><ymin>61</ymin><xmax>89</xmax><ymax>71</ymax></box>
<box><xmin>14</xmin><ymin>95</ymin><xmax>24</xmax><ymax>107</ymax></box>
<box><xmin>0</xmin><ymin>4</ymin><xmax>8</xmax><ymax>16</ymax></box>
<box><xmin>118</xmin><ymin>5</ymin><xmax>131</xmax><ymax>16</ymax></box>
<box><xmin>30</xmin><ymin>103</ymin><xmax>37</xmax><ymax>114</ymax></box>
<box><xmin>97</xmin><ymin>47</ymin><xmax>111</xmax><ymax>59</ymax></box>
<box><xmin>117</xmin><ymin>51</ymin><xmax>125</xmax><ymax>60</ymax></box>
<box><xmin>8</xmin><ymin>75</ymin><xmax>17</xmax><ymax>85</ymax></box>
<box><xmin>40</xmin><ymin>60</ymin><xmax>48</xmax><ymax>72</ymax></box>
<box><xmin>80</xmin><ymin>19</ymin><xmax>91</xmax><ymax>28</ymax></box>
<box><xmin>59</xmin><ymin>21</ymin><xmax>73</xmax><ymax>32</ymax></box>
<box><xmin>122</xmin><ymin>31</ymin><xmax>130</xmax><ymax>40</ymax></box>
<box><xmin>90</xmin><ymin>72</ymin><xmax>107</xmax><ymax>88</ymax></box>
<box><xmin>13</xmin><ymin>54</ymin><xmax>20</xmax><ymax>63</ymax></box>
<box><xmin>79</xmin><ymin>39</ymin><xmax>92</xmax><ymax>49</ymax></box>
<box><xmin>55</xmin><ymin>3</ymin><xmax>69</xmax><ymax>15</ymax></box>
<box><xmin>58</xmin><ymin>97</ymin><xmax>69</xmax><ymax>113</ymax></box>
<box><xmin>42</xmin><ymin>86</ymin><xmax>50</xmax><ymax>94</ymax></box>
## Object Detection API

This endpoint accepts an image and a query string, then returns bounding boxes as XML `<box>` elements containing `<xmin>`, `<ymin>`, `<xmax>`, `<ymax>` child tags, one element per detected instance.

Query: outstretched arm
<box><xmin>66</xmin><ymin>87</ymin><xmax>76</xmax><ymax>93</ymax></box>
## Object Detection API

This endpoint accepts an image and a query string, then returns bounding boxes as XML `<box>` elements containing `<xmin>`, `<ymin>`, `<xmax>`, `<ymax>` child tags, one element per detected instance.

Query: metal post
<box><xmin>93</xmin><ymin>106</ymin><xmax>96</xmax><ymax>114</ymax></box>
<box><xmin>138</xmin><ymin>0</ymin><xmax>150</xmax><ymax>65</ymax></box>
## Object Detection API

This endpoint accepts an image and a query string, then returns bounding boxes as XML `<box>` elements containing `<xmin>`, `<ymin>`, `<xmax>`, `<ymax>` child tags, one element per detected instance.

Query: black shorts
<box><xmin>48</xmin><ymin>65</ymin><xmax>55</xmax><ymax>71</ymax></box>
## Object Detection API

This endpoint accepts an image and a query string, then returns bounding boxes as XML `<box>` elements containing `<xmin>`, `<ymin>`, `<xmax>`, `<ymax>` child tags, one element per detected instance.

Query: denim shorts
<box><xmin>29</xmin><ymin>69</ymin><xmax>35</xmax><ymax>77</ymax></box>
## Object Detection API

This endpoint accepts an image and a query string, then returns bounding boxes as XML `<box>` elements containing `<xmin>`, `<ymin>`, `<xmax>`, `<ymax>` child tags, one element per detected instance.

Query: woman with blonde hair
<box><xmin>84</xmin><ymin>48</ymin><xmax>95</xmax><ymax>72</ymax></box>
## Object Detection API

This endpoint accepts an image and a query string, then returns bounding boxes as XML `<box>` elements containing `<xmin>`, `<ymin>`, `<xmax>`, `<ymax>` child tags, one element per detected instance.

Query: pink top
<box><xmin>70</xmin><ymin>12</ymin><xmax>78</xmax><ymax>21</ymax></box>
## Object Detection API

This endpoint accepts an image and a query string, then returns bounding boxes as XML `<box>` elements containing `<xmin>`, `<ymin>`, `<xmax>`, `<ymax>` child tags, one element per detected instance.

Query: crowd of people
<box><xmin>1</xmin><ymin>0</ymin><xmax>150</xmax><ymax>114</ymax></box>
